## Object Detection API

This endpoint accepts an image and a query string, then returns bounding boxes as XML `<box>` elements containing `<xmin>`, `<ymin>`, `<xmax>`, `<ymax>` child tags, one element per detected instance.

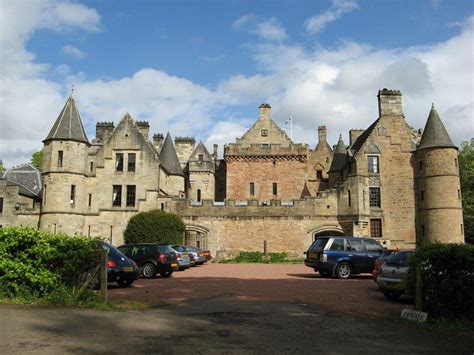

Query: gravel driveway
<box><xmin>109</xmin><ymin>263</ymin><xmax>412</xmax><ymax>319</ymax></box>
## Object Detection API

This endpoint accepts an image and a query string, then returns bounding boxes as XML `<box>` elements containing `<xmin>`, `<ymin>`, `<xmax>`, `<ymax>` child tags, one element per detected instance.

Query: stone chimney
<box><xmin>318</xmin><ymin>126</ymin><xmax>327</xmax><ymax>144</ymax></box>
<box><xmin>259</xmin><ymin>103</ymin><xmax>271</xmax><ymax>120</ymax></box>
<box><xmin>153</xmin><ymin>133</ymin><xmax>164</xmax><ymax>152</ymax></box>
<box><xmin>349</xmin><ymin>129</ymin><xmax>365</xmax><ymax>146</ymax></box>
<box><xmin>136</xmin><ymin>121</ymin><xmax>150</xmax><ymax>141</ymax></box>
<box><xmin>95</xmin><ymin>122</ymin><xmax>115</xmax><ymax>143</ymax></box>
<box><xmin>213</xmin><ymin>144</ymin><xmax>218</xmax><ymax>161</ymax></box>
<box><xmin>378</xmin><ymin>88</ymin><xmax>403</xmax><ymax>117</ymax></box>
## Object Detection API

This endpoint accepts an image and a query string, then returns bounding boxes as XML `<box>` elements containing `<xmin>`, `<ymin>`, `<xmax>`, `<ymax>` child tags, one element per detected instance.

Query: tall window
<box><xmin>272</xmin><ymin>182</ymin><xmax>278</xmax><ymax>196</ymax></box>
<box><xmin>88</xmin><ymin>194</ymin><xmax>92</xmax><ymax>207</ymax></box>
<box><xmin>58</xmin><ymin>151</ymin><xmax>63</xmax><ymax>167</ymax></box>
<box><xmin>128</xmin><ymin>153</ymin><xmax>136</xmax><ymax>172</ymax></box>
<box><xmin>369</xmin><ymin>187</ymin><xmax>381</xmax><ymax>208</ymax></box>
<box><xmin>70</xmin><ymin>185</ymin><xmax>75</xmax><ymax>205</ymax></box>
<box><xmin>367</xmin><ymin>155</ymin><xmax>379</xmax><ymax>173</ymax></box>
<box><xmin>348</xmin><ymin>190</ymin><xmax>351</xmax><ymax>207</ymax></box>
<box><xmin>249</xmin><ymin>182</ymin><xmax>255</xmax><ymax>196</ymax></box>
<box><xmin>115</xmin><ymin>153</ymin><xmax>124</xmax><ymax>172</ymax></box>
<box><xmin>0</xmin><ymin>197</ymin><xmax>3</xmax><ymax>213</ymax></box>
<box><xmin>126</xmin><ymin>185</ymin><xmax>136</xmax><ymax>207</ymax></box>
<box><xmin>43</xmin><ymin>184</ymin><xmax>47</xmax><ymax>205</ymax></box>
<box><xmin>90</xmin><ymin>161</ymin><xmax>94</xmax><ymax>172</ymax></box>
<box><xmin>197</xmin><ymin>189</ymin><xmax>201</xmax><ymax>202</ymax></box>
<box><xmin>370</xmin><ymin>219</ymin><xmax>382</xmax><ymax>238</ymax></box>
<box><xmin>112</xmin><ymin>185</ymin><xmax>122</xmax><ymax>206</ymax></box>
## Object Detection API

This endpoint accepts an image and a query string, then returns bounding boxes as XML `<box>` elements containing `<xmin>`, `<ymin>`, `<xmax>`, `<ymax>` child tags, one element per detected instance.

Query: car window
<box><xmin>310</xmin><ymin>238</ymin><xmax>329</xmax><ymax>251</ymax></box>
<box><xmin>173</xmin><ymin>246</ymin><xmax>186</xmax><ymax>252</ymax></box>
<box><xmin>118</xmin><ymin>245</ymin><xmax>131</xmax><ymax>255</ymax></box>
<box><xmin>386</xmin><ymin>251</ymin><xmax>413</xmax><ymax>266</ymax></box>
<box><xmin>329</xmin><ymin>238</ymin><xmax>345</xmax><ymax>251</ymax></box>
<box><xmin>349</xmin><ymin>238</ymin><xmax>365</xmax><ymax>252</ymax></box>
<box><xmin>158</xmin><ymin>245</ymin><xmax>174</xmax><ymax>253</ymax></box>
<box><xmin>365</xmin><ymin>239</ymin><xmax>383</xmax><ymax>252</ymax></box>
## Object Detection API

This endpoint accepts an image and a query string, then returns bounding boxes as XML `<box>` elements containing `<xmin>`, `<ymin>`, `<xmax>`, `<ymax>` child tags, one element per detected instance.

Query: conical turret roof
<box><xmin>43</xmin><ymin>95</ymin><xmax>89</xmax><ymax>144</ymax></box>
<box><xmin>417</xmin><ymin>104</ymin><xmax>456</xmax><ymax>151</ymax></box>
<box><xmin>160</xmin><ymin>132</ymin><xmax>184</xmax><ymax>176</ymax></box>
<box><xmin>328</xmin><ymin>135</ymin><xmax>347</xmax><ymax>172</ymax></box>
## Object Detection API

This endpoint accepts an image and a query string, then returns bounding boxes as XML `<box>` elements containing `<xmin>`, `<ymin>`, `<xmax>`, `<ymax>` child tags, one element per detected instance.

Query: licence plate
<box><xmin>123</xmin><ymin>267</ymin><xmax>134</xmax><ymax>272</ymax></box>
<box><xmin>171</xmin><ymin>263</ymin><xmax>178</xmax><ymax>267</ymax></box>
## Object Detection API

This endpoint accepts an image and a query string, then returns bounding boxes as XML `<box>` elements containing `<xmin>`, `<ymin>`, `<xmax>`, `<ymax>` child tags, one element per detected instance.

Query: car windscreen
<box><xmin>309</xmin><ymin>238</ymin><xmax>329</xmax><ymax>251</ymax></box>
<box><xmin>386</xmin><ymin>251</ymin><xmax>413</xmax><ymax>266</ymax></box>
<box><xmin>158</xmin><ymin>245</ymin><xmax>175</xmax><ymax>253</ymax></box>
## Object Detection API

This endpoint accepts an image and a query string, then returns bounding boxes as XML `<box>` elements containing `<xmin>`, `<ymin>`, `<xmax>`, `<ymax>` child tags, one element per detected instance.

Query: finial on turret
<box><xmin>70</xmin><ymin>85</ymin><xmax>74</xmax><ymax>97</ymax></box>
<box><xmin>431</xmin><ymin>103</ymin><xmax>435</xmax><ymax>109</ymax></box>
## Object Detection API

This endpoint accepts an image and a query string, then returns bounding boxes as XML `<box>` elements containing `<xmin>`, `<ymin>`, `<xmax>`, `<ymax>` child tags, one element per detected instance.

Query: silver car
<box><xmin>377</xmin><ymin>250</ymin><xmax>415</xmax><ymax>300</ymax></box>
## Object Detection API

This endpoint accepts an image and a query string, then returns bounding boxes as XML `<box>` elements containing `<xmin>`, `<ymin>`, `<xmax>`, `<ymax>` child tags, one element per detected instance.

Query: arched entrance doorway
<box><xmin>184</xmin><ymin>225</ymin><xmax>209</xmax><ymax>249</ymax></box>
<box><xmin>308</xmin><ymin>226</ymin><xmax>345</xmax><ymax>242</ymax></box>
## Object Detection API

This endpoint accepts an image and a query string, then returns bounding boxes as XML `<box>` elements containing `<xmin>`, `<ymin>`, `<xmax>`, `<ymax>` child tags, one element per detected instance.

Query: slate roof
<box><xmin>2</xmin><ymin>164</ymin><xmax>42</xmax><ymax>199</ymax></box>
<box><xmin>350</xmin><ymin>119</ymin><xmax>379</xmax><ymax>154</ymax></box>
<box><xmin>43</xmin><ymin>95</ymin><xmax>89</xmax><ymax>144</ymax></box>
<box><xmin>417</xmin><ymin>104</ymin><xmax>456</xmax><ymax>151</ymax></box>
<box><xmin>159</xmin><ymin>132</ymin><xmax>184</xmax><ymax>176</ymax></box>
<box><xmin>328</xmin><ymin>135</ymin><xmax>347</xmax><ymax>173</ymax></box>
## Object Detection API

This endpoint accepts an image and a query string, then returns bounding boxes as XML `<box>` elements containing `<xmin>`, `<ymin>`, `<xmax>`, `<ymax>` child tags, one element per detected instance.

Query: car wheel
<box><xmin>141</xmin><ymin>263</ymin><xmax>157</xmax><ymax>279</ymax></box>
<box><xmin>383</xmin><ymin>290</ymin><xmax>401</xmax><ymax>300</ymax></box>
<box><xmin>335</xmin><ymin>262</ymin><xmax>352</xmax><ymax>279</ymax></box>
<box><xmin>160</xmin><ymin>271</ymin><xmax>173</xmax><ymax>278</ymax></box>
<box><xmin>117</xmin><ymin>279</ymin><xmax>133</xmax><ymax>288</ymax></box>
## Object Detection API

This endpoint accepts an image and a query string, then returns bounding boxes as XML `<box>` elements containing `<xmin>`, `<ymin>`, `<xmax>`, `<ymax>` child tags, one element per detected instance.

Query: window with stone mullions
<box><xmin>369</xmin><ymin>187</ymin><xmax>381</xmax><ymax>208</ymax></box>
<box><xmin>126</xmin><ymin>185</ymin><xmax>136</xmax><ymax>207</ymax></box>
<box><xmin>370</xmin><ymin>219</ymin><xmax>382</xmax><ymax>238</ymax></box>
<box><xmin>115</xmin><ymin>153</ymin><xmax>124</xmax><ymax>172</ymax></box>
<box><xmin>128</xmin><ymin>153</ymin><xmax>136</xmax><ymax>172</ymax></box>
<box><xmin>367</xmin><ymin>155</ymin><xmax>379</xmax><ymax>173</ymax></box>
<box><xmin>113</xmin><ymin>185</ymin><xmax>122</xmax><ymax>206</ymax></box>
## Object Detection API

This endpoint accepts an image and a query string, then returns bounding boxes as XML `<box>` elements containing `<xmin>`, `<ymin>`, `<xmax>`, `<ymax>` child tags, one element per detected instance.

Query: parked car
<box><xmin>118</xmin><ymin>243</ymin><xmax>179</xmax><ymax>278</ymax></box>
<box><xmin>304</xmin><ymin>236</ymin><xmax>384</xmax><ymax>279</ymax></box>
<box><xmin>377</xmin><ymin>250</ymin><xmax>415</xmax><ymax>300</ymax></box>
<box><xmin>371</xmin><ymin>249</ymin><xmax>399</xmax><ymax>282</ymax></box>
<box><xmin>199</xmin><ymin>249</ymin><xmax>212</xmax><ymax>262</ymax></box>
<box><xmin>100</xmin><ymin>242</ymin><xmax>140</xmax><ymax>287</ymax></box>
<box><xmin>171</xmin><ymin>245</ymin><xmax>191</xmax><ymax>270</ymax></box>
<box><xmin>173</xmin><ymin>245</ymin><xmax>206</xmax><ymax>266</ymax></box>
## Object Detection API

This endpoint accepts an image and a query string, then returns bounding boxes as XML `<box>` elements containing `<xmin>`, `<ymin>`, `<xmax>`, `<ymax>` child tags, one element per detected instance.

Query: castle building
<box><xmin>0</xmin><ymin>89</ymin><xmax>465</xmax><ymax>258</ymax></box>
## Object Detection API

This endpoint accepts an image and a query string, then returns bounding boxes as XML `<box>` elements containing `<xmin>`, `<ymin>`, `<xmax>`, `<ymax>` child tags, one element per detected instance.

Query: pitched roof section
<box><xmin>189</xmin><ymin>141</ymin><xmax>212</xmax><ymax>162</ymax></box>
<box><xmin>2</xmin><ymin>164</ymin><xmax>42</xmax><ymax>199</ymax></box>
<box><xmin>417</xmin><ymin>104</ymin><xmax>456</xmax><ymax>151</ymax></box>
<box><xmin>44</xmin><ymin>95</ymin><xmax>89</xmax><ymax>144</ymax></box>
<box><xmin>350</xmin><ymin>119</ymin><xmax>379</xmax><ymax>154</ymax></box>
<box><xmin>328</xmin><ymin>135</ymin><xmax>347</xmax><ymax>173</ymax></box>
<box><xmin>160</xmin><ymin>132</ymin><xmax>184</xmax><ymax>176</ymax></box>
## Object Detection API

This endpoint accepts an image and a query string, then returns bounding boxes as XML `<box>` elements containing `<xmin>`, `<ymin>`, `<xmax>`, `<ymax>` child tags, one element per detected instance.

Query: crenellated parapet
<box><xmin>225</xmin><ymin>143</ymin><xmax>309</xmax><ymax>161</ymax></box>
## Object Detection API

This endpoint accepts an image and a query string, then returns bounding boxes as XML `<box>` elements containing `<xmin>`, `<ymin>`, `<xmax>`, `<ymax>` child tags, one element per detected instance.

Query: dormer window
<box><xmin>198</xmin><ymin>154</ymin><xmax>204</xmax><ymax>163</ymax></box>
<box><xmin>316</xmin><ymin>170</ymin><xmax>323</xmax><ymax>179</ymax></box>
<box><xmin>367</xmin><ymin>155</ymin><xmax>379</xmax><ymax>173</ymax></box>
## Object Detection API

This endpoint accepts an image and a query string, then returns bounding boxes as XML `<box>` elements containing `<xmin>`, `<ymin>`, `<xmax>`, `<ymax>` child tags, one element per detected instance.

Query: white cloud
<box><xmin>305</xmin><ymin>0</ymin><xmax>359</xmax><ymax>34</ymax></box>
<box><xmin>232</xmin><ymin>15</ymin><xmax>287</xmax><ymax>41</ymax></box>
<box><xmin>61</xmin><ymin>45</ymin><xmax>86</xmax><ymax>59</ymax></box>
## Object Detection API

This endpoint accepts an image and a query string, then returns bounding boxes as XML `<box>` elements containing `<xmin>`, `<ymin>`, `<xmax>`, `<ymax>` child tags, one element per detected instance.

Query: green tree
<box><xmin>459</xmin><ymin>141</ymin><xmax>474</xmax><ymax>244</ymax></box>
<box><xmin>30</xmin><ymin>149</ymin><xmax>44</xmax><ymax>170</ymax></box>
<box><xmin>123</xmin><ymin>209</ymin><xmax>186</xmax><ymax>244</ymax></box>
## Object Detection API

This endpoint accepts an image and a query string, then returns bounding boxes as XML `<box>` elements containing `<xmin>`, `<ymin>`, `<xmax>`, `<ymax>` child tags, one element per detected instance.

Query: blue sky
<box><xmin>1</xmin><ymin>0</ymin><xmax>473</xmax><ymax>167</ymax></box>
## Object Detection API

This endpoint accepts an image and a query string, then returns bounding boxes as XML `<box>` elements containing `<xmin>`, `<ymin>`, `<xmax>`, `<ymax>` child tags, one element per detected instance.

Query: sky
<box><xmin>0</xmin><ymin>0</ymin><xmax>473</xmax><ymax>168</ymax></box>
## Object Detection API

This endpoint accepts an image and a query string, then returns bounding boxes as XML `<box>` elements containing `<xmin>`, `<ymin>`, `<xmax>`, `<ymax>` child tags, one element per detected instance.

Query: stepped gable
<box><xmin>160</xmin><ymin>132</ymin><xmax>184</xmax><ymax>176</ymax></box>
<box><xmin>2</xmin><ymin>164</ymin><xmax>42</xmax><ymax>198</ymax></box>
<box><xmin>189</xmin><ymin>141</ymin><xmax>212</xmax><ymax>162</ymax></box>
<box><xmin>328</xmin><ymin>135</ymin><xmax>347</xmax><ymax>173</ymax></box>
<box><xmin>43</xmin><ymin>95</ymin><xmax>89</xmax><ymax>144</ymax></box>
<box><xmin>417</xmin><ymin>104</ymin><xmax>457</xmax><ymax>151</ymax></box>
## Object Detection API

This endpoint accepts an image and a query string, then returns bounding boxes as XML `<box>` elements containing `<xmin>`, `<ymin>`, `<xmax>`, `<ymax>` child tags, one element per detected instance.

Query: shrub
<box><xmin>123</xmin><ymin>209</ymin><xmax>186</xmax><ymax>244</ymax></box>
<box><xmin>235</xmin><ymin>251</ymin><xmax>288</xmax><ymax>263</ymax></box>
<box><xmin>406</xmin><ymin>243</ymin><xmax>474</xmax><ymax>320</ymax></box>
<box><xmin>0</xmin><ymin>226</ymin><xmax>100</xmax><ymax>299</ymax></box>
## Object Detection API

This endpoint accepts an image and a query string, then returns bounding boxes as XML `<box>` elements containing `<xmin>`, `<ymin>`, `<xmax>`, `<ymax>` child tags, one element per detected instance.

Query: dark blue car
<box><xmin>304</xmin><ymin>236</ymin><xmax>384</xmax><ymax>279</ymax></box>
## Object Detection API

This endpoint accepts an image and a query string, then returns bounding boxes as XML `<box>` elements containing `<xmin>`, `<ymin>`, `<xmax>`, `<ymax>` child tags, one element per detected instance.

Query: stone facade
<box><xmin>0</xmin><ymin>89</ymin><xmax>465</xmax><ymax>258</ymax></box>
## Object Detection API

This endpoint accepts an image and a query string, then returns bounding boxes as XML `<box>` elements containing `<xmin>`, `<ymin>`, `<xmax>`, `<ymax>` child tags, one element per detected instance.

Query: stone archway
<box><xmin>184</xmin><ymin>225</ymin><xmax>209</xmax><ymax>249</ymax></box>
<box><xmin>308</xmin><ymin>226</ymin><xmax>345</xmax><ymax>242</ymax></box>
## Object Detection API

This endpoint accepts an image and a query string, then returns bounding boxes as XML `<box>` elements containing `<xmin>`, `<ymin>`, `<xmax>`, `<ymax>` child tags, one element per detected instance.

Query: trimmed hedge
<box><xmin>406</xmin><ymin>243</ymin><xmax>474</xmax><ymax>320</ymax></box>
<box><xmin>123</xmin><ymin>209</ymin><xmax>186</xmax><ymax>245</ymax></box>
<box><xmin>0</xmin><ymin>226</ymin><xmax>100</xmax><ymax>299</ymax></box>
<box><xmin>235</xmin><ymin>251</ymin><xmax>288</xmax><ymax>263</ymax></box>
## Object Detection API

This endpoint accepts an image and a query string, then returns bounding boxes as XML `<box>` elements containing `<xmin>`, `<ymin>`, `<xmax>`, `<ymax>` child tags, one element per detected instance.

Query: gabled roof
<box><xmin>160</xmin><ymin>132</ymin><xmax>184</xmax><ymax>176</ymax></box>
<box><xmin>2</xmin><ymin>164</ymin><xmax>42</xmax><ymax>199</ymax></box>
<box><xmin>328</xmin><ymin>135</ymin><xmax>347</xmax><ymax>173</ymax></box>
<box><xmin>43</xmin><ymin>95</ymin><xmax>89</xmax><ymax>144</ymax></box>
<box><xmin>417</xmin><ymin>104</ymin><xmax>456</xmax><ymax>151</ymax></box>
<box><xmin>350</xmin><ymin>119</ymin><xmax>379</xmax><ymax>154</ymax></box>
<box><xmin>189</xmin><ymin>141</ymin><xmax>212</xmax><ymax>162</ymax></box>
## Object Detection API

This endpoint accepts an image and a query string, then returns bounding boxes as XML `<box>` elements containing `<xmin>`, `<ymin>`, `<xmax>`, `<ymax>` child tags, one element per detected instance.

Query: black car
<box><xmin>118</xmin><ymin>243</ymin><xmax>179</xmax><ymax>278</ymax></box>
<box><xmin>100</xmin><ymin>242</ymin><xmax>140</xmax><ymax>287</ymax></box>
<box><xmin>304</xmin><ymin>236</ymin><xmax>384</xmax><ymax>279</ymax></box>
